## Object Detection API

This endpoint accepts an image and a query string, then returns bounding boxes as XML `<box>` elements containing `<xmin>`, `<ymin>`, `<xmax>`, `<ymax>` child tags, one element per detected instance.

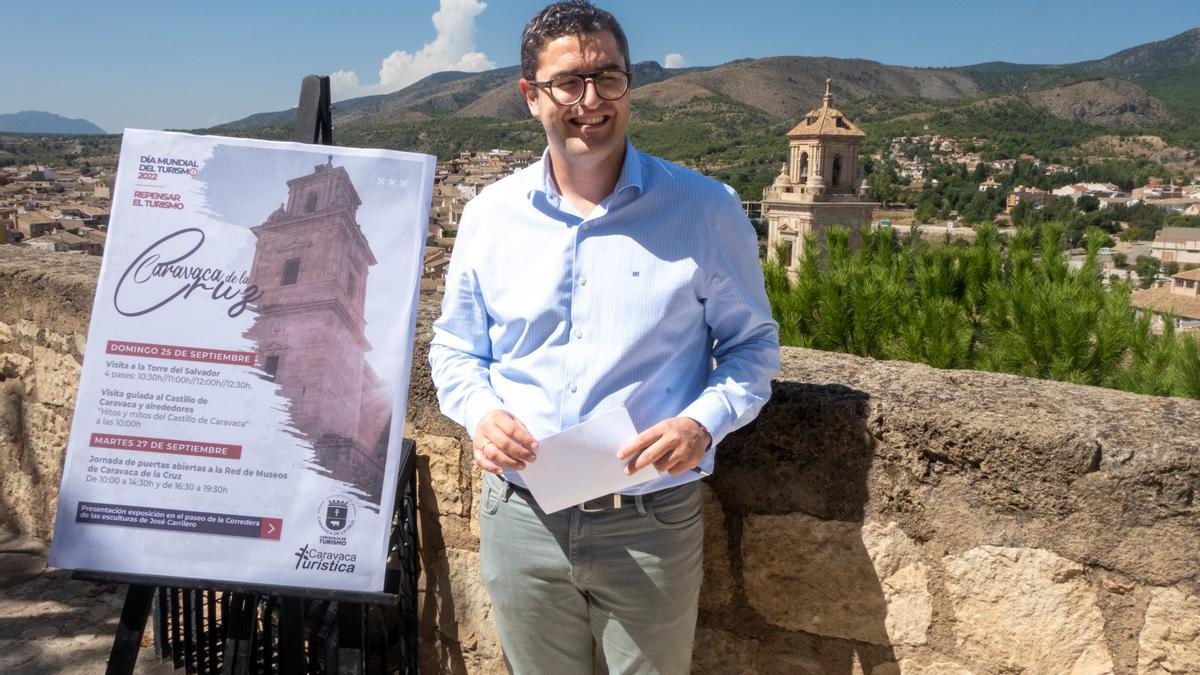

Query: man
<box><xmin>428</xmin><ymin>2</ymin><xmax>779</xmax><ymax>672</ymax></box>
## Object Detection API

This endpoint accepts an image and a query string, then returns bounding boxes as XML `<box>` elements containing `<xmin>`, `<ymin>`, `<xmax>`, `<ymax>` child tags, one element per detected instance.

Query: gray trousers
<box><xmin>478</xmin><ymin>472</ymin><xmax>704</xmax><ymax>675</ymax></box>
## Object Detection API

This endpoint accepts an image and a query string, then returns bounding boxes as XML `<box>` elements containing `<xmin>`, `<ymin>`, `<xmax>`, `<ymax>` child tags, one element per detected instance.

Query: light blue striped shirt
<box><xmin>428</xmin><ymin>140</ymin><xmax>780</xmax><ymax>494</ymax></box>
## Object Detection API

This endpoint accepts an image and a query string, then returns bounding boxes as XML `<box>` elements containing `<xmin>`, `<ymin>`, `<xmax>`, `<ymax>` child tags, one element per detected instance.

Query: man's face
<box><xmin>521</xmin><ymin>31</ymin><xmax>630</xmax><ymax>169</ymax></box>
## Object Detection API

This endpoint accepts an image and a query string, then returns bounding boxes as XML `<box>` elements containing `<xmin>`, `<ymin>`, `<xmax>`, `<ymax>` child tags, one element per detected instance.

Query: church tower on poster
<box><xmin>244</xmin><ymin>158</ymin><xmax>391</xmax><ymax>502</ymax></box>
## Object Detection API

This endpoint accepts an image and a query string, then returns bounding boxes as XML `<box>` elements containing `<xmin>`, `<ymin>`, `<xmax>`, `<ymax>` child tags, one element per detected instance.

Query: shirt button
<box><xmin>569</xmin><ymin>383</ymin><xmax>578</xmax><ymax>393</ymax></box>
<box><xmin>579</xmin><ymin>277</ymin><xmax>587</xmax><ymax>286</ymax></box>
<box><xmin>582</xmin><ymin>223</ymin><xmax>590</xmax><ymax>231</ymax></box>
<box><xmin>574</xmin><ymin>329</ymin><xmax>583</xmax><ymax>339</ymax></box>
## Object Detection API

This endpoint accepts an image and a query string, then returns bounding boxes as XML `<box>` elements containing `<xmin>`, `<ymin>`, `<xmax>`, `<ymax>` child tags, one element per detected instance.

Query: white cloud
<box><xmin>330</xmin><ymin>0</ymin><xmax>496</xmax><ymax>101</ymax></box>
<box><xmin>664</xmin><ymin>53</ymin><xmax>688</xmax><ymax>69</ymax></box>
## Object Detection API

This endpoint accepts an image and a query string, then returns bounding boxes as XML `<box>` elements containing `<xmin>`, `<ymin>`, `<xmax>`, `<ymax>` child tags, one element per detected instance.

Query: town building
<box><xmin>1098</xmin><ymin>195</ymin><xmax>1140</xmax><ymax>210</ymax></box>
<box><xmin>1130</xmin><ymin>267</ymin><xmax>1200</xmax><ymax>332</ymax></box>
<box><xmin>21</xmin><ymin>229</ymin><xmax>103</xmax><ymax>256</ymax></box>
<box><xmin>991</xmin><ymin>159</ymin><xmax>1016</xmax><ymax>174</ymax></box>
<box><xmin>1053</xmin><ymin>183</ymin><xmax>1122</xmax><ymax>201</ymax></box>
<box><xmin>1133</xmin><ymin>178</ymin><xmax>1183</xmax><ymax>201</ymax></box>
<box><xmin>1005</xmin><ymin>186</ymin><xmax>1054</xmax><ymax>212</ymax></box>
<box><xmin>763</xmin><ymin>80</ymin><xmax>879</xmax><ymax>268</ymax></box>
<box><xmin>1151</xmin><ymin>227</ymin><xmax>1200</xmax><ymax>265</ymax></box>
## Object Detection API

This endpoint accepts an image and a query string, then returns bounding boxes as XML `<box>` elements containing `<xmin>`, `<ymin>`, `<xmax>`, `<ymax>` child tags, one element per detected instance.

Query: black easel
<box><xmin>76</xmin><ymin>76</ymin><xmax>420</xmax><ymax>674</ymax></box>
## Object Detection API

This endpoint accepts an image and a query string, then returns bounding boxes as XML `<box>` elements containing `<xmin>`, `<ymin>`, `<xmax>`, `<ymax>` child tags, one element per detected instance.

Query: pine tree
<box><xmin>762</xmin><ymin>221</ymin><xmax>1196</xmax><ymax>400</ymax></box>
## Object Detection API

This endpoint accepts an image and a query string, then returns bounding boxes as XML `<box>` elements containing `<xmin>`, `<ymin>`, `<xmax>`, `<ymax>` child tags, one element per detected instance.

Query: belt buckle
<box><xmin>578</xmin><ymin>494</ymin><xmax>622</xmax><ymax>512</ymax></box>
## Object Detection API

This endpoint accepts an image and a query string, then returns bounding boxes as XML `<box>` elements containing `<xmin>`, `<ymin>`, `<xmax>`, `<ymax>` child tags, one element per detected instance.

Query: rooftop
<box><xmin>786</xmin><ymin>79</ymin><xmax>865</xmax><ymax>139</ymax></box>
<box><xmin>1173</xmin><ymin>267</ymin><xmax>1200</xmax><ymax>282</ymax></box>
<box><xmin>1154</xmin><ymin>227</ymin><xmax>1200</xmax><ymax>244</ymax></box>
<box><xmin>1130</xmin><ymin>284</ymin><xmax>1200</xmax><ymax>320</ymax></box>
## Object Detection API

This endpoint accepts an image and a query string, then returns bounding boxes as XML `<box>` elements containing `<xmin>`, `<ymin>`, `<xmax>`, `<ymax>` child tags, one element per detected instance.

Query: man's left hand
<box><xmin>618</xmin><ymin>417</ymin><xmax>711</xmax><ymax>476</ymax></box>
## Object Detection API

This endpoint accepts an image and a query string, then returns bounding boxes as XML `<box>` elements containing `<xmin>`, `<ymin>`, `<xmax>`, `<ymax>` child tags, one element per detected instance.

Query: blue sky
<box><xmin>6</xmin><ymin>0</ymin><xmax>1199</xmax><ymax>133</ymax></box>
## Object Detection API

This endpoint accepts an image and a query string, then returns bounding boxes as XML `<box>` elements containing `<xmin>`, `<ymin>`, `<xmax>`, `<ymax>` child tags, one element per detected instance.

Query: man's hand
<box><xmin>617</xmin><ymin>417</ymin><xmax>711</xmax><ymax>477</ymax></box>
<box><xmin>473</xmin><ymin>410</ymin><xmax>538</xmax><ymax>475</ymax></box>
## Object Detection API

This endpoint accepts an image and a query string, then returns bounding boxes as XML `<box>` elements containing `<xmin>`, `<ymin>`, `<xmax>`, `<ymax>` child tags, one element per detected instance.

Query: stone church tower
<box><xmin>244</xmin><ymin>158</ymin><xmax>391</xmax><ymax>501</ymax></box>
<box><xmin>763</xmin><ymin>79</ymin><xmax>878</xmax><ymax>267</ymax></box>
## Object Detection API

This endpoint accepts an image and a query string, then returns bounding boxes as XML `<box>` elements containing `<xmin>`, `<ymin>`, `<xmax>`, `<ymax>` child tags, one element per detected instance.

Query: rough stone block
<box><xmin>1137</xmin><ymin>586</ymin><xmax>1200</xmax><ymax>674</ymax></box>
<box><xmin>870</xmin><ymin>656</ymin><xmax>976</xmax><ymax>675</ymax></box>
<box><xmin>16</xmin><ymin>319</ymin><xmax>41</xmax><ymax>342</ymax></box>
<box><xmin>742</xmin><ymin>514</ymin><xmax>930</xmax><ymax>646</ymax></box>
<box><xmin>418</xmin><ymin>545</ymin><xmax>494</xmax><ymax>674</ymax></box>
<box><xmin>692</xmin><ymin>627</ymin><xmax>763</xmax><ymax>674</ymax></box>
<box><xmin>942</xmin><ymin>546</ymin><xmax>1114</xmax><ymax>674</ymax></box>
<box><xmin>31</xmin><ymin>346</ymin><xmax>79</xmax><ymax>408</ymax></box>
<box><xmin>700</xmin><ymin>483</ymin><xmax>734</xmax><ymax>613</ymax></box>
<box><xmin>1</xmin><ymin>352</ymin><xmax>33</xmax><ymax>379</ymax></box>
<box><xmin>861</xmin><ymin>521</ymin><xmax>932</xmax><ymax>646</ymax></box>
<box><xmin>418</xmin><ymin>433</ymin><xmax>469</xmax><ymax>517</ymax></box>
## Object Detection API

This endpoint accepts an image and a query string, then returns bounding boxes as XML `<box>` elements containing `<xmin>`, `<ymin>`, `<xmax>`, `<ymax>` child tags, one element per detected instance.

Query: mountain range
<box><xmin>217</xmin><ymin>27</ymin><xmax>1200</xmax><ymax>133</ymax></box>
<box><xmin>0</xmin><ymin>111</ymin><xmax>107</xmax><ymax>135</ymax></box>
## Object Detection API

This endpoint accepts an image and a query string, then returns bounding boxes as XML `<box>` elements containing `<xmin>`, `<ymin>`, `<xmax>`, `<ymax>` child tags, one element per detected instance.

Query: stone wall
<box><xmin>0</xmin><ymin>247</ymin><xmax>94</xmax><ymax>541</ymax></box>
<box><xmin>3</xmin><ymin>245</ymin><xmax>1199</xmax><ymax>674</ymax></box>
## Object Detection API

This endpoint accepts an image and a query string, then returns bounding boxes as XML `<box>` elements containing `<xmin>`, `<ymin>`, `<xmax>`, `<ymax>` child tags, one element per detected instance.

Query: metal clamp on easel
<box><xmin>294</xmin><ymin>75</ymin><xmax>334</xmax><ymax>146</ymax></box>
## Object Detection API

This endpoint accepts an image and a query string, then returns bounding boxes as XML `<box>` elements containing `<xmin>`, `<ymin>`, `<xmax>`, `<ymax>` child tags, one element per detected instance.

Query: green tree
<box><xmin>763</xmin><ymin>221</ymin><xmax>1198</xmax><ymax>400</ymax></box>
<box><xmin>868</xmin><ymin>170</ymin><xmax>900</xmax><ymax>205</ymax></box>
<box><xmin>914</xmin><ymin>199</ymin><xmax>938</xmax><ymax>224</ymax></box>
<box><xmin>1135</xmin><ymin>255</ymin><xmax>1161</xmax><ymax>289</ymax></box>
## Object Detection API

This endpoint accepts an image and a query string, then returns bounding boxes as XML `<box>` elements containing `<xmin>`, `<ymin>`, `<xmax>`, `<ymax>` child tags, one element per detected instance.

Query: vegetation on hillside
<box><xmin>764</xmin><ymin>224</ymin><xmax>1200</xmax><ymax>400</ymax></box>
<box><xmin>0</xmin><ymin>133</ymin><xmax>119</xmax><ymax>168</ymax></box>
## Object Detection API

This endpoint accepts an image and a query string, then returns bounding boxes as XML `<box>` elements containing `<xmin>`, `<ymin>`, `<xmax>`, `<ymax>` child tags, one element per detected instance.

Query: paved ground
<box><xmin>0</xmin><ymin>531</ymin><xmax>172</xmax><ymax>674</ymax></box>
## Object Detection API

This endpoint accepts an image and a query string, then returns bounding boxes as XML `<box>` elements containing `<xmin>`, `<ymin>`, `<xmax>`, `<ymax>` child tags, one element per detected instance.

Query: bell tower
<box><xmin>244</xmin><ymin>158</ymin><xmax>388</xmax><ymax>499</ymax></box>
<box><xmin>763</xmin><ymin>79</ymin><xmax>878</xmax><ymax>268</ymax></box>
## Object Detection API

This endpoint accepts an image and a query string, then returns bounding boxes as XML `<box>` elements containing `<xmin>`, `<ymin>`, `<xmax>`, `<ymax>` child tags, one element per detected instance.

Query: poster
<box><xmin>49</xmin><ymin>129</ymin><xmax>435</xmax><ymax>592</ymax></box>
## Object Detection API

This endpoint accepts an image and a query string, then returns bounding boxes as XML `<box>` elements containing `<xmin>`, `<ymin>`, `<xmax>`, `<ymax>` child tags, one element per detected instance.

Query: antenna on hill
<box><xmin>293</xmin><ymin>75</ymin><xmax>333</xmax><ymax>145</ymax></box>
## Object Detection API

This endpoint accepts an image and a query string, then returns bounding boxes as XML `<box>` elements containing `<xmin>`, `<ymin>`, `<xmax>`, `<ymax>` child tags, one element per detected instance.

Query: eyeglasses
<box><xmin>528</xmin><ymin>70</ymin><xmax>631</xmax><ymax>106</ymax></box>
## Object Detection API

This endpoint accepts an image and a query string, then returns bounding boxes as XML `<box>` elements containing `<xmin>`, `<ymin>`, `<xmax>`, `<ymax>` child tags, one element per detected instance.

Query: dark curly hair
<box><xmin>520</xmin><ymin>1</ymin><xmax>631</xmax><ymax>81</ymax></box>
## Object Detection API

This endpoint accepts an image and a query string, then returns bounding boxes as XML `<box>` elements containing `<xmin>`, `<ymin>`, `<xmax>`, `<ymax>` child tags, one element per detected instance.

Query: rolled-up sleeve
<box><xmin>678</xmin><ymin>185</ymin><xmax>780</xmax><ymax>445</ymax></box>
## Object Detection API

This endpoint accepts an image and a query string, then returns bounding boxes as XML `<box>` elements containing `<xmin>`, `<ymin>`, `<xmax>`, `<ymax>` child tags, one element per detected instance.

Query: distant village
<box><xmin>4</xmin><ymin>124</ymin><xmax>1200</xmax><ymax>331</ymax></box>
<box><xmin>1</xmin><ymin>147</ymin><xmax>116</xmax><ymax>255</ymax></box>
<box><xmin>885</xmin><ymin>133</ymin><xmax>1200</xmax><ymax>219</ymax></box>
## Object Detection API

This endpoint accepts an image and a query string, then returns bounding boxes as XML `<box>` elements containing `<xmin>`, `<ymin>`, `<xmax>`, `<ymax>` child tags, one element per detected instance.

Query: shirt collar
<box><xmin>534</xmin><ymin>138</ymin><xmax>644</xmax><ymax>205</ymax></box>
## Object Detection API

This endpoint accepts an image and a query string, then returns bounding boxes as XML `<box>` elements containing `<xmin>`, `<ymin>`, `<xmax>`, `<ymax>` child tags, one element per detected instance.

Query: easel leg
<box><xmin>105</xmin><ymin>584</ymin><xmax>155</xmax><ymax>675</ymax></box>
<box><xmin>279</xmin><ymin>597</ymin><xmax>305</xmax><ymax>674</ymax></box>
<box><xmin>337</xmin><ymin>602</ymin><xmax>364</xmax><ymax>675</ymax></box>
<box><xmin>222</xmin><ymin>593</ymin><xmax>256</xmax><ymax>675</ymax></box>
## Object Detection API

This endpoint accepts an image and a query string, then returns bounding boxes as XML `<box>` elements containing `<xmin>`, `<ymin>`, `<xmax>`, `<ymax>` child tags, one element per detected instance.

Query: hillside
<box><xmin>0</xmin><ymin>111</ymin><xmax>106</xmax><ymax>135</ymax></box>
<box><xmin>1023</xmin><ymin>79</ymin><xmax>1173</xmax><ymax>127</ymax></box>
<box><xmin>1076</xmin><ymin>27</ymin><xmax>1200</xmax><ymax>76</ymax></box>
<box><xmin>219</xmin><ymin>27</ymin><xmax>1199</xmax><ymax>131</ymax></box>
<box><xmin>206</xmin><ymin>27</ymin><xmax>1200</xmax><ymax>200</ymax></box>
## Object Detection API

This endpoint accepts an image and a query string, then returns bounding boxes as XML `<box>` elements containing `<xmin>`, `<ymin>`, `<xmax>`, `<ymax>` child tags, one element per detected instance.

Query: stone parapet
<box><xmin>2</xmin><ymin>245</ymin><xmax>1199</xmax><ymax>673</ymax></box>
<box><xmin>0</xmin><ymin>247</ymin><xmax>98</xmax><ymax>541</ymax></box>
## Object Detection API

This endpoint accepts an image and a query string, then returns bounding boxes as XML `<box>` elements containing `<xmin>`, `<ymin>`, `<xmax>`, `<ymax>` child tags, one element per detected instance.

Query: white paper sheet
<box><xmin>518</xmin><ymin>406</ymin><xmax>662</xmax><ymax>514</ymax></box>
